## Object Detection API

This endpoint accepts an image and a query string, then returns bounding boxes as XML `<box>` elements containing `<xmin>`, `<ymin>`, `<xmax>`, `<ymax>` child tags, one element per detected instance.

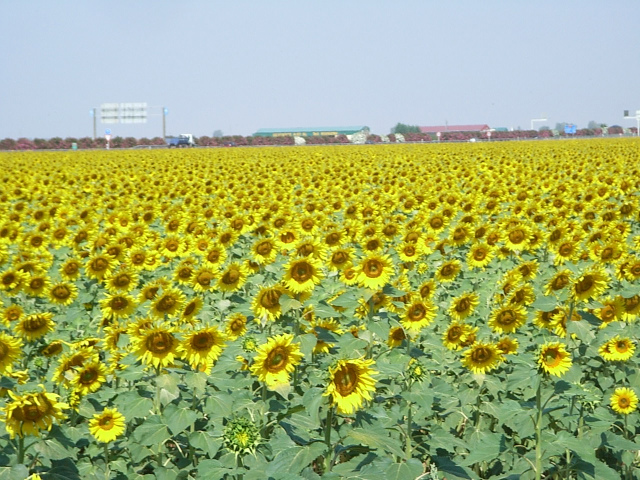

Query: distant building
<box><xmin>419</xmin><ymin>124</ymin><xmax>490</xmax><ymax>134</ymax></box>
<box><xmin>253</xmin><ymin>126</ymin><xmax>369</xmax><ymax>138</ymax></box>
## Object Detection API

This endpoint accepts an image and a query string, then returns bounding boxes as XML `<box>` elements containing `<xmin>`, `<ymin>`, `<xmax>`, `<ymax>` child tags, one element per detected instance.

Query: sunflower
<box><xmin>223</xmin><ymin>416</ymin><xmax>262</xmax><ymax>455</ymax></box>
<box><xmin>593</xmin><ymin>297</ymin><xmax>624</xmax><ymax>328</ymax></box>
<box><xmin>599</xmin><ymin>336</ymin><xmax>635</xmax><ymax>362</ymax></box>
<box><xmin>435</xmin><ymin>259</ymin><xmax>461</xmax><ymax>283</ymax></box>
<box><xmin>504</xmin><ymin>224</ymin><xmax>530</xmax><ymax>251</ymax></box>
<box><xmin>621</xmin><ymin>294</ymin><xmax>640</xmax><ymax>322</ymax></box>
<box><xmin>355</xmin><ymin>254</ymin><xmax>394</xmax><ymax>291</ymax></box>
<box><xmin>327</xmin><ymin>247</ymin><xmax>353</xmax><ymax>271</ymax></box>
<box><xmin>100</xmin><ymin>293</ymin><xmax>137</xmax><ymax>320</ymax></box>
<box><xmin>217</xmin><ymin>262</ymin><xmax>250</xmax><ymax>293</ymax></box>
<box><xmin>105</xmin><ymin>269</ymin><xmax>139</xmax><ymax>293</ymax></box>
<box><xmin>516</xmin><ymin>260</ymin><xmax>539</xmax><ymax>281</ymax></box>
<box><xmin>488</xmin><ymin>304</ymin><xmax>527</xmax><ymax>334</ymax></box>
<box><xmin>339</xmin><ymin>265</ymin><xmax>359</xmax><ymax>286</ymax></box>
<box><xmin>0</xmin><ymin>332</ymin><xmax>23</xmax><ymax>374</ymax></box>
<box><xmin>1</xmin><ymin>304</ymin><xmax>23</xmax><ymax>326</ymax></box>
<box><xmin>538</xmin><ymin>342</ymin><xmax>572</xmax><ymax>377</ymax></box>
<box><xmin>149</xmin><ymin>288</ymin><xmax>185</xmax><ymax>318</ymax></box>
<box><xmin>461</xmin><ymin>342</ymin><xmax>503</xmax><ymax>374</ymax></box>
<box><xmin>571</xmin><ymin>268</ymin><xmax>609</xmax><ymax>302</ymax></box>
<box><xmin>544</xmin><ymin>269</ymin><xmax>573</xmax><ymax>296</ymax></box>
<box><xmin>85</xmin><ymin>254</ymin><xmax>114</xmax><ymax>281</ymax></box>
<box><xmin>225</xmin><ymin>313</ymin><xmax>247</xmax><ymax>341</ymax></box>
<box><xmin>40</xmin><ymin>340</ymin><xmax>64</xmax><ymax>358</ymax></box>
<box><xmin>397</xmin><ymin>241</ymin><xmax>424</xmax><ymax>263</ymax></box>
<box><xmin>1</xmin><ymin>387</ymin><xmax>69</xmax><ymax>438</ymax></box>
<box><xmin>610</xmin><ymin>387</ymin><xmax>638</xmax><ymax>415</ymax></box>
<box><xmin>283</xmin><ymin>257</ymin><xmax>323</xmax><ymax>294</ymax></box>
<box><xmin>47</xmin><ymin>281</ymin><xmax>78</xmax><ymax>306</ymax></box>
<box><xmin>71</xmin><ymin>361</ymin><xmax>108</xmax><ymax>396</ymax></box>
<box><xmin>159</xmin><ymin>235</ymin><xmax>187</xmax><ymax>259</ymax></box>
<box><xmin>252</xmin><ymin>285</ymin><xmax>284</xmax><ymax>321</ymax></box>
<box><xmin>89</xmin><ymin>407</ymin><xmax>126</xmax><ymax>443</ymax></box>
<box><xmin>418</xmin><ymin>280</ymin><xmax>437</xmax><ymax>300</ymax></box>
<box><xmin>401</xmin><ymin>299</ymin><xmax>437</xmax><ymax>332</ymax></box>
<box><xmin>23</xmin><ymin>275</ymin><xmax>51</xmax><ymax>297</ymax></box>
<box><xmin>250</xmin><ymin>333</ymin><xmax>303</xmax><ymax>389</ymax></box>
<box><xmin>0</xmin><ymin>268</ymin><xmax>28</xmax><ymax>293</ymax></box>
<box><xmin>496</xmin><ymin>336</ymin><xmax>519</xmax><ymax>355</ymax></box>
<box><xmin>133</xmin><ymin>324</ymin><xmax>178</xmax><ymax>369</ymax></box>
<box><xmin>552</xmin><ymin>240</ymin><xmax>581</xmax><ymax>265</ymax></box>
<box><xmin>442</xmin><ymin>321</ymin><xmax>471</xmax><ymax>351</ymax></box>
<box><xmin>178</xmin><ymin>326</ymin><xmax>227</xmax><ymax>374</ymax></box>
<box><xmin>448</xmin><ymin>292</ymin><xmax>479</xmax><ymax>321</ymax></box>
<box><xmin>52</xmin><ymin>347</ymin><xmax>100</xmax><ymax>385</ymax></box>
<box><xmin>191</xmin><ymin>267</ymin><xmax>218</xmax><ymax>293</ymax></box>
<box><xmin>324</xmin><ymin>357</ymin><xmax>377</xmax><ymax>415</ymax></box>
<box><xmin>507</xmin><ymin>284</ymin><xmax>535</xmax><ymax>307</ymax></box>
<box><xmin>179</xmin><ymin>297</ymin><xmax>203</xmax><ymax>324</ymax></box>
<box><xmin>308</xmin><ymin>317</ymin><xmax>343</xmax><ymax>354</ymax></box>
<box><xmin>14</xmin><ymin>312</ymin><xmax>55</xmax><ymax>341</ymax></box>
<box><xmin>203</xmin><ymin>244</ymin><xmax>228</xmax><ymax>269</ymax></box>
<box><xmin>252</xmin><ymin>237</ymin><xmax>278</xmax><ymax>265</ymax></box>
<box><xmin>466</xmin><ymin>243</ymin><xmax>494</xmax><ymax>270</ymax></box>
<box><xmin>387</xmin><ymin>326</ymin><xmax>406</xmax><ymax>348</ymax></box>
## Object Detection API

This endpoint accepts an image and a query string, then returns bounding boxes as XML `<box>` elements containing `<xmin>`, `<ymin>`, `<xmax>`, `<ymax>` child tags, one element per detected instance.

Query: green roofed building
<box><xmin>253</xmin><ymin>126</ymin><xmax>369</xmax><ymax>137</ymax></box>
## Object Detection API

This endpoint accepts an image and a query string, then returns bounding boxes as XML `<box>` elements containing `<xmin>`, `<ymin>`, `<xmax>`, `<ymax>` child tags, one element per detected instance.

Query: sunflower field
<box><xmin>0</xmin><ymin>138</ymin><xmax>639</xmax><ymax>480</ymax></box>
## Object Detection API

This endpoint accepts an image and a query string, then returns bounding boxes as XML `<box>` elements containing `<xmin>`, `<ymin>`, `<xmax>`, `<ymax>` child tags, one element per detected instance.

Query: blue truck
<box><xmin>165</xmin><ymin>134</ymin><xmax>196</xmax><ymax>148</ymax></box>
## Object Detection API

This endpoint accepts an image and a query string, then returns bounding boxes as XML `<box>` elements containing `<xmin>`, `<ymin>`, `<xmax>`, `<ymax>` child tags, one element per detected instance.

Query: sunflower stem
<box><xmin>405</xmin><ymin>403</ymin><xmax>413</xmax><ymax>459</ymax></box>
<box><xmin>17</xmin><ymin>435</ymin><xmax>24</xmax><ymax>465</ymax></box>
<box><xmin>566</xmin><ymin>300</ymin><xmax>575</xmax><ymax>341</ymax></box>
<box><xmin>324</xmin><ymin>407</ymin><xmax>334</xmax><ymax>473</ymax></box>
<box><xmin>535</xmin><ymin>380</ymin><xmax>543</xmax><ymax>480</ymax></box>
<box><xmin>104</xmin><ymin>442</ymin><xmax>110</xmax><ymax>480</ymax></box>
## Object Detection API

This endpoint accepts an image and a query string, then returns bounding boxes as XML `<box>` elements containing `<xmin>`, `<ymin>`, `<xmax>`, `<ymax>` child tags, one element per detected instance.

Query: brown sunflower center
<box><xmin>30</xmin><ymin>278</ymin><xmax>45</xmax><ymax>289</ymax></box>
<box><xmin>473</xmin><ymin>248</ymin><xmax>487</xmax><ymax>261</ymax></box>
<box><xmin>91</xmin><ymin>258</ymin><xmax>109</xmax><ymax>272</ymax></box>
<box><xmin>99</xmin><ymin>415</ymin><xmax>114</xmax><ymax>429</ymax></box>
<box><xmin>551</xmin><ymin>274</ymin><xmax>569</xmax><ymax>290</ymax></box>
<box><xmin>447</xmin><ymin>326</ymin><xmax>464</xmax><ymax>342</ymax></box>
<box><xmin>291</xmin><ymin>262</ymin><xmax>312</xmax><ymax>282</ymax></box>
<box><xmin>80</xmin><ymin>368</ymin><xmax>99</xmax><ymax>384</ymax></box>
<box><xmin>260</xmin><ymin>289</ymin><xmax>281</xmax><ymax>309</ymax></box>
<box><xmin>508</xmin><ymin>229</ymin><xmax>526</xmax><ymax>244</ymax></box>
<box><xmin>334</xmin><ymin>363</ymin><xmax>359</xmax><ymax>396</ymax></box>
<box><xmin>440</xmin><ymin>264</ymin><xmax>456</xmax><ymax>277</ymax></box>
<box><xmin>156</xmin><ymin>295</ymin><xmax>176</xmax><ymax>312</ymax></box>
<box><xmin>363</xmin><ymin>259</ymin><xmax>383</xmax><ymax>279</ymax></box>
<box><xmin>197</xmin><ymin>272</ymin><xmax>214</xmax><ymax>287</ymax></box>
<box><xmin>558</xmin><ymin>243</ymin><xmax>573</xmax><ymax>256</ymax></box>
<box><xmin>618</xmin><ymin>397</ymin><xmax>630</xmax><ymax>408</ymax></box>
<box><xmin>266</xmin><ymin>347</ymin><xmax>287</xmax><ymax>372</ymax></box>
<box><xmin>23</xmin><ymin>315</ymin><xmax>47</xmax><ymax>332</ymax></box>
<box><xmin>222</xmin><ymin>268</ymin><xmax>240</xmax><ymax>285</ymax></box>
<box><xmin>64</xmin><ymin>262</ymin><xmax>80</xmax><ymax>275</ymax></box>
<box><xmin>408</xmin><ymin>304</ymin><xmax>426</xmax><ymax>321</ymax></box>
<box><xmin>430</xmin><ymin>217</ymin><xmax>443</xmax><ymax>229</ymax></box>
<box><xmin>403</xmin><ymin>245</ymin><xmax>416</xmax><ymax>257</ymax></box>
<box><xmin>146</xmin><ymin>331</ymin><xmax>174</xmax><ymax>354</ymax></box>
<box><xmin>183</xmin><ymin>301</ymin><xmax>197</xmax><ymax>317</ymax></box>
<box><xmin>575</xmin><ymin>276</ymin><xmax>594</xmax><ymax>294</ymax></box>
<box><xmin>110</xmin><ymin>297</ymin><xmax>129</xmax><ymax>311</ymax></box>
<box><xmin>543</xmin><ymin>349</ymin><xmax>562</xmax><ymax>367</ymax></box>
<box><xmin>471</xmin><ymin>347</ymin><xmax>492</xmax><ymax>363</ymax></box>
<box><xmin>297</xmin><ymin>244</ymin><xmax>315</xmax><ymax>256</ymax></box>
<box><xmin>165</xmin><ymin>240</ymin><xmax>179</xmax><ymax>252</ymax></box>
<box><xmin>52</xmin><ymin>285</ymin><xmax>71</xmax><ymax>299</ymax></box>
<box><xmin>332</xmin><ymin>251</ymin><xmax>348</xmax><ymax>265</ymax></box>
<box><xmin>191</xmin><ymin>332</ymin><xmax>215</xmax><ymax>350</ymax></box>
<box><xmin>256</xmin><ymin>241</ymin><xmax>273</xmax><ymax>255</ymax></box>
<box><xmin>455</xmin><ymin>298</ymin><xmax>471</xmax><ymax>313</ymax></box>
<box><xmin>497</xmin><ymin>310</ymin><xmax>516</xmax><ymax>326</ymax></box>
<box><xmin>600</xmin><ymin>305</ymin><xmax>616</xmax><ymax>321</ymax></box>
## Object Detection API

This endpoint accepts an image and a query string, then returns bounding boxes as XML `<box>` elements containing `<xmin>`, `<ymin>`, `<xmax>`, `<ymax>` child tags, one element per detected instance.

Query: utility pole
<box><xmin>162</xmin><ymin>107</ymin><xmax>168</xmax><ymax>139</ymax></box>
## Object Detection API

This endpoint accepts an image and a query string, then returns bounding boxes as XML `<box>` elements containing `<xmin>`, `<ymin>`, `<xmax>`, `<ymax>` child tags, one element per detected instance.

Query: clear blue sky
<box><xmin>1</xmin><ymin>1</ymin><xmax>639</xmax><ymax>139</ymax></box>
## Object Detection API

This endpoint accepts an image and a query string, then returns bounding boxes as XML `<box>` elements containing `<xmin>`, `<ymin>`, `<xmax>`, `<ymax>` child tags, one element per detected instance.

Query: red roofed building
<box><xmin>419</xmin><ymin>124</ymin><xmax>490</xmax><ymax>133</ymax></box>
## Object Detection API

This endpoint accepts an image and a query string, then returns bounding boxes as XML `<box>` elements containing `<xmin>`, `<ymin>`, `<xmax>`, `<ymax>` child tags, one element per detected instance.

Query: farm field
<box><xmin>0</xmin><ymin>138</ymin><xmax>639</xmax><ymax>479</ymax></box>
